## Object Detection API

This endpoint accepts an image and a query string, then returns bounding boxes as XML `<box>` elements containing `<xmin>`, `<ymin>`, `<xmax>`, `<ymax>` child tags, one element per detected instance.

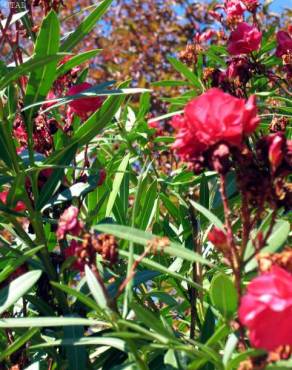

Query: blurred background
<box><xmin>0</xmin><ymin>0</ymin><xmax>291</xmax><ymax>111</ymax></box>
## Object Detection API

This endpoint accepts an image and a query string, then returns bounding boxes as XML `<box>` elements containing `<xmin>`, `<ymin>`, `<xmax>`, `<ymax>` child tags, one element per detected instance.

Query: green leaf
<box><xmin>73</xmin><ymin>81</ymin><xmax>130</xmax><ymax>147</ymax></box>
<box><xmin>226</xmin><ymin>349</ymin><xmax>265</xmax><ymax>370</ymax></box>
<box><xmin>0</xmin><ymin>54</ymin><xmax>65</xmax><ymax>91</ymax></box>
<box><xmin>1</xmin><ymin>10</ymin><xmax>29</xmax><ymax>27</ymax></box>
<box><xmin>151</xmin><ymin>80</ymin><xmax>193</xmax><ymax>87</ymax></box>
<box><xmin>210</xmin><ymin>273</ymin><xmax>238</xmax><ymax>319</ymax></box>
<box><xmin>64</xmin><ymin>324</ymin><xmax>87</xmax><ymax>370</ymax></box>
<box><xmin>31</xmin><ymin>337</ymin><xmax>127</xmax><ymax>352</ymax></box>
<box><xmin>60</xmin><ymin>0</ymin><xmax>113</xmax><ymax>52</ymax></box>
<box><xmin>119</xmin><ymin>250</ymin><xmax>203</xmax><ymax>290</ymax></box>
<box><xmin>0</xmin><ymin>317</ymin><xmax>100</xmax><ymax>328</ymax></box>
<box><xmin>24</xmin><ymin>86</ymin><xmax>149</xmax><ymax>113</ymax></box>
<box><xmin>245</xmin><ymin>220</ymin><xmax>290</xmax><ymax>272</ymax></box>
<box><xmin>51</xmin><ymin>282</ymin><xmax>100</xmax><ymax>311</ymax></box>
<box><xmin>42</xmin><ymin>173</ymin><xmax>104</xmax><ymax>210</ymax></box>
<box><xmin>199</xmin><ymin>174</ymin><xmax>209</xmax><ymax>210</ymax></box>
<box><xmin>138</xmin><ymin>180</ymin><xmax>157</xmax><ymax>230</ymax></box>
<box><xmin>56</xmin><ymin>49</ymin><xmax>102</xmax><ymax>77</ymax></box>
<box><xmin>24</xmin><ymin>362</ymin><xmax>40</xmax><ymax>370</ymax></box>
<box><xmin>106</xmin><ymin>153</ymin><xmax>130</xmax><ymax>217</ymax></box>
<box><xmin>131</xmin><ymin>302</ymin><xmax>174</xmax><ymax>341</ymax></box>
<box><xmin>0</xmin><ymin>270</ymin><xmax>42</xmax><ymax>315</ymax></box>
<box><xmin>168</xmin><ymin>56</ymin><xmax>202</xmax><ymax>89</ymax></box>
<box><xmin>36</xmin><ymin>143</ymin><xmax>78</xmax><ymax>210</ymax></box>
<box><xmin>0</xmin><ymin>327</ymin><xmax>38</xmax><ymax>361</ymax></box>
<box><xmin>95</xmin><ymin>224</ymin><xmax>214</xmax><ymax>267</ymax></box>
<box><xmin>223</xmin><ymin>334</ymin><xmax>238</xmax><ymax>365</ymax></box>
<box><xmin>0</xmin><ymin>245</ymin><xmax>44</xmax><ymax>284</ymax></box>
<box><xmin>189</xmin><ymin>199</ymin><xmax>224</xmax><ymax>230</ymax></box>
<box><xmin>267</xmin><ymin>360</ymin><xmax>292</xmax><ymax>369</ymax></box>
<box><xmin>24</xmin><ymin>10</ymin><xmax>60</xmax><ymax>124</ymax></box>
<box><xmin>85</xmin><ymin>265</ymin><xmax>109</xmax><ymax>311</ymax></box>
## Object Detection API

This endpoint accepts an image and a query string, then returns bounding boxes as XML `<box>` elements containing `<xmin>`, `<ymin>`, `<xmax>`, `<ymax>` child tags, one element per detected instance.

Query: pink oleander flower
<box><xmin>228</xmin><ymin>22</ymin><xmax>262</xmax><ymax>55</ymax></box>
<box><xmin>170</xmin><ymin>88</ymin><xmax>260</xmax><ymax>162</ymax></box>
<box><xmin>239</xmin><ymin>266</ymin><xmax>292</xmax><ymax>351</ymax></box>
<box><xmin>56</xmin><ymin>206</ymin><xmax>83</xmax><ymax>240</ymax></box>
<box><xmin>225</xmin><ymin>0</ymin><xmax>246</xmax><ymax>18</ymax></box>
<box><xmin>0</xmin><ymin>190</ymin><xmax>26</xmax><ymax>212</ymax></box>
<box><xmin>67</xmin><ymin>82</ymin><xmax>103</xmax><ymax>118</ymax></box>
<box><xmin>276</xmin><ymin>30</ymin><xmax>292</xmax><ymax>58</ymax></box>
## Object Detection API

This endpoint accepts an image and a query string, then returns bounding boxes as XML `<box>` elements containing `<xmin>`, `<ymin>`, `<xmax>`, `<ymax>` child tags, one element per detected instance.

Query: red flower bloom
<box><xmin>228</xmin><ymin>22</ymin><xmax>262</xmax><ymax>55</ymax></box>
<box><xmin>0</xmin><ymin>190</ymin><xmax>26</xmax><ymax>212</ymax></box>
<box><xmin>67</xmin><ymin>82</ymin><xmax>103</xmax><ymax>118</ymax></box>
<box><xmin>225</xmin><ymin>0</ymin><xmax>246</xmax><ymax>18</ymax></box>
<box><xmin>56</xmin><ymin>206</ymin><xmax>83</xmax><ymax>240</ymax></box>
<box><xmin>171</xmin><ymin>88</ymin><xmax>259</xmax><ymax>162</ymax></box>
<box><xmin>276</xmin><ymin>30</ymin><xmax>292</xmax><ymax>58</ymax></box>
<box><xmin>239</xmin><ymin>266</ymin><xmax>292</xmax><ymax>351</ymax></box>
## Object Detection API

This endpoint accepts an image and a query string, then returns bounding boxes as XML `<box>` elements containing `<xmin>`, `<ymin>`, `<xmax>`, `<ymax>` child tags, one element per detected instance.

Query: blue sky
<box><xmin>271</xmin><ymin>0</ymin><xmax>292</xmax><ymax>11</ymax></box>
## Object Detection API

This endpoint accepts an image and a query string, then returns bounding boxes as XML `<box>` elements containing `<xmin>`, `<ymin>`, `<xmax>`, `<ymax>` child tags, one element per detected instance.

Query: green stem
<box><xmin>127</xmin><ymin>340</ymin><xmax>149</xmax><ymax>370</ymax></box>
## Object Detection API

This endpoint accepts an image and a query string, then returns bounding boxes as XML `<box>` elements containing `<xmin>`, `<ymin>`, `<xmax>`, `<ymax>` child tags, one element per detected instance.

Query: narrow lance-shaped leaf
<box><xmin>95</xmin><ymin>224</ymin><xmax>214</xmax><ymax>267</ymax></box>
<box><xmin>24</xmin><ymin>10</ymin><xmax>60</xmax><ymax>127</ymax></box>
<box><xmin>189</xmin><ymin>199</ymin><xmax>224</xmax><ymax>230</ymax></box>
<box><xmin>85</xmin><ymin>265</ymin><xmax>109</xmax><ymax>311</ymax></box>
<box><xmin>60</xmin><ymin>0</ymin><xmax>113</xmax><ymax>52</ymax></box>
<box><xmin>106</xmin><ymin>153</ymin><xmax>130</xmax><ymax>217</ymax></box>
<box><xmin>0</xmin><ymin>270</ymin><xmax>42</xmax><ymax>315</ymax></box>
<box><xmin>56</xmin><ymin>49</ymin><xmax>102</xmax><ymax>77</ymax></box>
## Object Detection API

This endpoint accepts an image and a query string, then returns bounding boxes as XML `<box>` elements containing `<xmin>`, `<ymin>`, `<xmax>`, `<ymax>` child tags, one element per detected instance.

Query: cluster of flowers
<box><xmin>56</xmin><ymin>205</ymin><xmax>119</xmax><ymax>273</ymax></box>
<box><xmin>170</xmin><ymin>1</ymin><xmax>292</xmax><ymax>355</ymax></box>
<box><xmin>181</xmin><ymin>0</ymin><xmax>292</xmax><ymax>95</ymax></box>
<box><xmin>171</xmin><ymin>86</ymin><xmax>291</xmax><ymax>352</ymax></box>
<box><xmin>13</xmin><ymin>56</ymin><xmax>103</xmax><ymax>156</ymax></box>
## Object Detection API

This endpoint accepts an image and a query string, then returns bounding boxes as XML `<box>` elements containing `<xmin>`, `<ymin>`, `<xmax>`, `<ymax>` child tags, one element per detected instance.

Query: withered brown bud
<box><xmin>179</xmin><ymin>44</ymin><xmax>198</xmax><ymax>65</ymax></box>
<box><xmin>269</xmin><ymin>116</ymin><xmax>289</xmax><ymax>133</ymax></box>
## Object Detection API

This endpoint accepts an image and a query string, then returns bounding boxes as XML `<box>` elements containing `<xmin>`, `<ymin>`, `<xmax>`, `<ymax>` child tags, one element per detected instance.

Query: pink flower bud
<box><xmin>57</xmin><ymin>206</ymin><xmax>83</xmax><ymax>240</ymax></box>
<box><xmin>208</xmin><ymin>227</ymin><xmax>228</xmax><ymax>249</ymax></box>
<box><xmin>268</xmin><ymin>134</ymin><xmax>284</xmax><ymax>172</ymax></box>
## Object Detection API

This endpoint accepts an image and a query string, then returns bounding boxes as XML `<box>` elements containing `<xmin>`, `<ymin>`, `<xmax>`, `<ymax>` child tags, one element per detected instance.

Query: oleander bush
<box><xmin>0</xmin><ymin>0</ymin><xmax>291</xmax><ymax>369</ymax></box>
